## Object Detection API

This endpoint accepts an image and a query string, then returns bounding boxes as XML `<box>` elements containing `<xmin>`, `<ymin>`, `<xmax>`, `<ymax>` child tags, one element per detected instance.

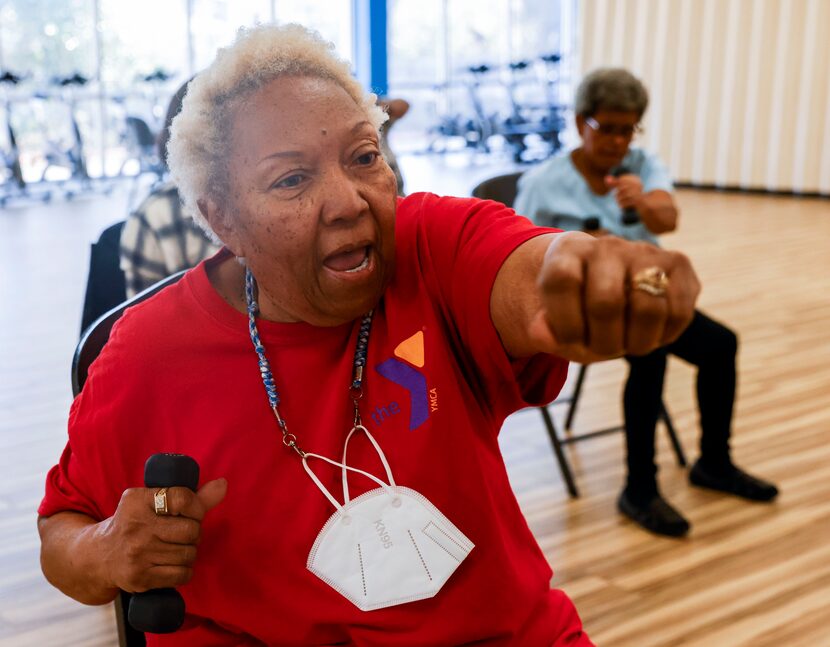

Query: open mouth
<box><xmin>323</xmin><ymin>245</ymin><xmax>371</xmax><ymax>274</ymax></box>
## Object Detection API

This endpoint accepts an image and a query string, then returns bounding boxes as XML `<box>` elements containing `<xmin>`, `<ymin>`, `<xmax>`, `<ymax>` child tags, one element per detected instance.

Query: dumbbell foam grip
<box><xmin>128</xmin><ymin>453</ymin><xmax>200</xmax><ymax>634</ymax></box>
<box><xmin>611</xmin><ymin>166</ymin><xmax>640</xmax><ymax>225</ymax></box>
<box><xmin>128</xmin><ymin>587</ymin><xmax>186</xmax><ymax>633</ymax></box>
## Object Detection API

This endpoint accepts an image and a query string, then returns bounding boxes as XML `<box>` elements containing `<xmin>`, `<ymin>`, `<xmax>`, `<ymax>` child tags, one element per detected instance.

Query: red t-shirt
<box><xmin>41</xmin><ymin>193</ymin><xmax>592</xmax><ymax>646</ymax></box>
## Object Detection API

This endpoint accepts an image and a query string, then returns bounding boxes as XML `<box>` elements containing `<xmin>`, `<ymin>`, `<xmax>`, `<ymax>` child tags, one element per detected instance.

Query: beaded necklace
<box><xmin>244</xmin><ymin>267</ymin><xmax>373</xmax><ymax>457</ymax></box>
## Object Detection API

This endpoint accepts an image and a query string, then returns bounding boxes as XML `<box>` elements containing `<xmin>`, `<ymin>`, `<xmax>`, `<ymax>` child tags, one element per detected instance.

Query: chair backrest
<box><xmin>72</xmin><ymin>270</ymin><xmax>187</xmax><ymax>397</ymax></box>
<box><xmin>80</xmin><ymin>220</ymin><xmax>128</xmax><ymax>334</ymax></box>
<box><xmin>471</xmin><ymin>171</ymin><xmax>524</xmax><ymax>208</ymax></box>
<box><xmin>72</xmin><ymin>269</ymin><xmax>187</xmax><ymax>647</ymax></box>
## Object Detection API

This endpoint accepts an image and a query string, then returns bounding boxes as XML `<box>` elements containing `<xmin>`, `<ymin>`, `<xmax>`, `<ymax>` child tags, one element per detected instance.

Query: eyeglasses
<box><xmin>584</xmin><ymin>116</ymin><xmax>643</xmax><ymax>138</ymax></box>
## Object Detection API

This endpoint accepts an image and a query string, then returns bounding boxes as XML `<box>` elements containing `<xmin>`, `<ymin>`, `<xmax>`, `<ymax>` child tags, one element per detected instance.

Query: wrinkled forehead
<box><xmin>227</xmin><ymin>75</ymin><xmax>375</xmax><ymax>156</ymax></box>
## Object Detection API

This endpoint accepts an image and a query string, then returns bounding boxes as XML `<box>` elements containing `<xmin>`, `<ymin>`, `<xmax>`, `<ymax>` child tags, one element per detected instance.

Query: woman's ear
<box><xmin>198</xmin><ymin>197</ymin><xmax>243</xmax><ymax>257</ymax></box>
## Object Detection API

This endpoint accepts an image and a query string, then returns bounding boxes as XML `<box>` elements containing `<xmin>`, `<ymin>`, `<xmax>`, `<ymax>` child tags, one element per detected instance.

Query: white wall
<box><xmin>579</xmin><ymin>0</ymin><xmax>830</xmax><ymax>194</ymax></box>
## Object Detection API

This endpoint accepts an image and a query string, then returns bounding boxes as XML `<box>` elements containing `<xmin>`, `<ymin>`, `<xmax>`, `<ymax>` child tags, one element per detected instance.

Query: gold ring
<box><xmin>632</xmin><ymin>266</ymin><xmax>669</xmax><ymax>297</ymax></box>
<box><xmin>154</xmin><ymin>487</ymin><xmax>169</xmax><ymax>515</ymax></box>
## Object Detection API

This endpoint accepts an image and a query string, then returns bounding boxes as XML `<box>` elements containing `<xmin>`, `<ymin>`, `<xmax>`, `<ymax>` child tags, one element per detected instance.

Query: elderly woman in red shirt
<box><xmin>38</xmin><ymin>24</ymin><xmax>699</xmax><ymax>646</ymax></box>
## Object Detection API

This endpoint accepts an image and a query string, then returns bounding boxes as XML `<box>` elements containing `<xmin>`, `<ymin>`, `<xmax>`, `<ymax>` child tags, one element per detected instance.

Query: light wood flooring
<box><xmin>0</xmin><ymin>159</ymin><xmax>828</xmax><ymax>645</ymax></box>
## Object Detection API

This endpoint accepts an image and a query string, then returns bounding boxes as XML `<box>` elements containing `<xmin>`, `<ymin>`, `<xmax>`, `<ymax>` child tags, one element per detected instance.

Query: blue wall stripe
<box><xmin>353</xmin><ymin>0</ymin><xmax>388</xmax><ymax>96</ymax></box>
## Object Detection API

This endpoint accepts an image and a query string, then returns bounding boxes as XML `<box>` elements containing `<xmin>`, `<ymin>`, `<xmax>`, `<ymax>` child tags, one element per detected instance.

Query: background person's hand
<box><xmin>605</xmin><ymin>173</ymin><xmax>644</xmax><ymax>211</ymax></box>
<box><xmin>95</xmin><ymin>478</ymin><xmax>227</xmax><ymax>593</ymax></box>
<box><xmin>529</xmin><ymin>232</ymin><xmax>699</xmax><ymax>363</ymax></box>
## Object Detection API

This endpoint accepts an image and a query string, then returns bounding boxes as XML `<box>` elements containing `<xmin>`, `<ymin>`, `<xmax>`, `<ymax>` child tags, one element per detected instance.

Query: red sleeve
<box><xmin>400</xmin><ymin>193</ymin><xmax>568</xmax><ymax>421</ymax></box>
<box><xmin>39</xmin><ymin>316</ymin><xmax>147</xmax><ymax>520</ymax></box>
<box><xmin>39</xmin><ymin>398</ymin><xmax>106</xmax><ymax>519</ymax></box>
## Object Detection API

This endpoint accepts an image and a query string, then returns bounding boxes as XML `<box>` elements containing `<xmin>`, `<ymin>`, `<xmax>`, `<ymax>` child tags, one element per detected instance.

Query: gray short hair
<box><xmin>574</xmin><ymin>67</ymin><xmax>649</xmax><ymax>118</ymax></box>
<box><xmin>166</xmin><ymin>23</ymin><xmax>388</xmax><ymax>238</ymax></box>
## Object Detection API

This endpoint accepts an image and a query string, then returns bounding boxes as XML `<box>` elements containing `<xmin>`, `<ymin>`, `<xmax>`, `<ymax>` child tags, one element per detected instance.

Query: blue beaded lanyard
<box><xmin>245</xmin><ymin>267</ymin><xmax>373</xmax><ymax>458</ymax></box>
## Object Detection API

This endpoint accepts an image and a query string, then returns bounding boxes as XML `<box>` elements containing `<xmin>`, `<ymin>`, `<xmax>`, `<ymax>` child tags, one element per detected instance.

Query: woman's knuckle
<box><xmin>121</xmin><ymin>487</ymin><xmax>141</xmax><ymax>502</ymax></box>
<box><xmin>555</xmin><ymin>230</ymin><xmax>589</xmax><ymax>249</ymax></box>
<box><xmin>635</xmin><ymin>240</ymin><xmax>659</xmax><ymax>257</ymax></box>
<box><xmin>117</xmin><ymin>489</ymin><xmax>144</xmax><ymax>515</ymax></box>
<box><xmin>673</xmin><ymin>250</ymin><xmax>691</xmax><ymax>266</ymax></box>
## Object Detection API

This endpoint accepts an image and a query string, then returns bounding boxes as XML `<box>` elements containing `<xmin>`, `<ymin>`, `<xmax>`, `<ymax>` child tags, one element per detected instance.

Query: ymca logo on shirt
<box><xmin>373</xmin><ymin>330</ymin><xmax>436</xmax><ymax>431</ymax></box>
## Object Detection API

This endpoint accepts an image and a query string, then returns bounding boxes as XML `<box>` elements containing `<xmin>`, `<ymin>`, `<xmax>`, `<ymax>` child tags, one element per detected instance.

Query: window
<box><xmin>0</xmin><ymin>0</ymin><xmax>95</xmax><ymax>83</ymax></box>
<box><xmin>190</xmin><ymin>0</ymin><xmax>272</xmax><ymax>71</ymax></box>
<box><xmin>0</xmin><ymin>0</ymin><xmax>99</xmax><ymax>179</ymax></box>
<box><xmin>0</xmin><ymin>1</ymin><xmax>574</xmax><ymax>187</ymax></box>
<box><xmin>274</xmin><ymin>0</ymin><xmax>353</xmax><ymax>63</ymax></box>
<box><xmin>387</xmin><ymin>0</ymin><xmax>576</xmax><ymax>155</ymax></box>
<box><xmin>98</xmin><ymin>0</ymin><xmax>189</xmax><ymax>91</ymax></box>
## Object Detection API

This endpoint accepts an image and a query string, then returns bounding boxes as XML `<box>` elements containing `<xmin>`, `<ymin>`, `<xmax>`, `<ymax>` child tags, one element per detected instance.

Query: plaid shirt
<box><xmin>120</xmin><ymin>182</ymin><xmax>220</xmax><ymax>297</ymax></box>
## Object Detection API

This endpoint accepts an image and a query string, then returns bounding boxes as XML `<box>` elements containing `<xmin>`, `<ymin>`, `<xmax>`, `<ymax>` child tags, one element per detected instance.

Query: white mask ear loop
<box><xmin>341</xmin><ymin>425</ymin><xmax>396</xmax><ymax>505</ymax></box>
<box><xmin>303</xmin><ymin>452</ymin><xmax>397</xmax><ymax>512</ymax></box>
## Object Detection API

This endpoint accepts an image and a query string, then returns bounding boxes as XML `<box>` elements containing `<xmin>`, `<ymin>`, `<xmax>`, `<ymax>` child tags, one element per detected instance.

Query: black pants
<box><xmin>623</xmin><ymin>310</ymin><xmax>738</xmax><ymax>499</ymax></box>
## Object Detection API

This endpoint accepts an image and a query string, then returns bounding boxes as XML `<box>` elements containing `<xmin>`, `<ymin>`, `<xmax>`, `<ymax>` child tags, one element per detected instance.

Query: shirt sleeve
<box><xmin>640</xmin><ymin>150</ymin><xmax>674</xmax><ymax>193</ymax></box>
<box><xmin>513</xmin><ymin>169</ymin><xmax>544</xmax><ymax>222</ymax></box>
<box><xmin>39</xmin><ymin>399</ymin><xmax>106</xmax><ymax>520</ymax></box>
<box><xmin>39</xmin><ymin>318</ymin><xmax>147</xmax><ymax>520</ymax></box>
<box><xmin>408</xmin><ymin>193</ymin><xmax>569</xmax><ymax>421</ymax></box>
<box><xmin>514</xmin><ymin>162</ymin><xmax>588</xmax><ymax>231</ymax></box>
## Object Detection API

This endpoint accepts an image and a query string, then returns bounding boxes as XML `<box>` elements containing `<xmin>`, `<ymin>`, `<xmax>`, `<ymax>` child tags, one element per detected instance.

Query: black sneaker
<box><xmin>689</xmin><ymin>460</ymin><xmax>779</xmax><ymax>502</ymax></box>
<box><xmin>617</xmin><ymin>491</ymin><xmax>690</xmax><ymax>537</ymax></box>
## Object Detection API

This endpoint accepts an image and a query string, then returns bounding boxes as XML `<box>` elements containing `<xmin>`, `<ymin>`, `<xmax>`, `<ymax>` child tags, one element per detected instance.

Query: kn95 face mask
<box><xmin>301</xmin><ymin>426</ymin><xmax>474</xmax><ymax>611</ymax></box>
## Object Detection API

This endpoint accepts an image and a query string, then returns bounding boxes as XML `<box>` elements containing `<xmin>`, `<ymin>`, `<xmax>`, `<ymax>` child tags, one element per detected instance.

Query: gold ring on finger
<box><xmin>632</xmin><ymin>266</ymin><xmax>670</xmax><ymax>297</ymax></box>
<box><xmin>154</xmin><ymin>487</ymin><xmax>169</xmax><ymax>516</ymax></box>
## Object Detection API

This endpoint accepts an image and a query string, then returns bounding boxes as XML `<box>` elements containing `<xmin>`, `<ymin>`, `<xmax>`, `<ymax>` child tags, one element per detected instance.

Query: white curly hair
<box><xmin>166</xmin><ymin>23</ymin><xmax>388</xmax><ymax>239</ymax></box>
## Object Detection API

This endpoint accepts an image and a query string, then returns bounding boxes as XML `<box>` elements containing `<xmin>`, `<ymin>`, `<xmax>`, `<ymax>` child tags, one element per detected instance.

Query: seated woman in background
<box><xmin>514</xmin><ymin>67</ymin><xmax>778</xmax><ymax>538</ymax></box>
<box><xmin>38</xmin><ymin>26</ymin><xmax>701</xmax><ymax>645</ymax></box>
<box><xmin>120</xmin><ymin>80</ymin><xmax>220</xmax><ymax>297</ymax></box>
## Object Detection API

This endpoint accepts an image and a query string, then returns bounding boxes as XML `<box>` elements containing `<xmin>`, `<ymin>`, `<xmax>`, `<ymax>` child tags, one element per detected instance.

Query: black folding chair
<box><xmin>80</xmin><ymin>220</ymin><xmax>128</xmax><ymax>334</ymax></box>
<box><xmin>539</xmin><ymin>364</ymin><xmax>686</xmax><ymax>498</ymax></box>
<box><xmin>471</xmin><ymin>172</ymin><xmax>686</xmax><ymax>498</ymax></box>
<box><xmin>71</xmin><ymin>269</ymin><xmax>187</xmax><ymax>647</ymax></box>
<box><xmin>471</xmin><ymin>171</ymin><xmax>524</xmax><ymax>206</ymax></box>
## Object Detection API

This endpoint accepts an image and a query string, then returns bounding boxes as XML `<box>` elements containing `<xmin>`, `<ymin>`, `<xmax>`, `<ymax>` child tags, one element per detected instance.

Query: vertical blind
<box><xmin>579</xmin><ymin>0</ymin><xmax>830</xmax><ymax>195</ymax></box>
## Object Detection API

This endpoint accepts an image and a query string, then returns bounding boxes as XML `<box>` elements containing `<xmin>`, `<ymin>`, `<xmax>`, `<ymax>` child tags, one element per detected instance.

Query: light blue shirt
<box><xmin>513</xmin><ymin>147</ymin><xmax>673</xmax><ymax>245</ymax></box>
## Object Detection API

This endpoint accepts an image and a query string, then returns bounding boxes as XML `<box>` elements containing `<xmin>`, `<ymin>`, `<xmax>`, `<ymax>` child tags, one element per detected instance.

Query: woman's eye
<box><xmin>274</xmin><ymin>174</ymin><xmax>305</xmax><ymax>189</ymax></box>
<box><xmin>356</xmin><ymin>152</ymin><xmax>378</xmax><ymax>166</ymax></box>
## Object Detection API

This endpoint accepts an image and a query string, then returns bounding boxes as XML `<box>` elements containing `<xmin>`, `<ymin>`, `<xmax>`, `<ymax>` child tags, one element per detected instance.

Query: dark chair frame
<box><xmin>470</xmin><ymin>171</ymin><xmax>525</xmax><ymax>205</ymax></box>
<box><xmin>73</xmin><ymin>270</ymin><xmax>187</xmax><ymax>396</ymax></box>
<box><xmin>539</xmin><ymin>364</ymin><xmax>686</xmax><ymax>498</ymax></box>
<box><xmin>71</xmin><ymin>270</ymin><xmax>187</xmax><ymax>647</ymax></box>
<box><xmin>79</xmin><ymin>220</ymin><xmax>128</xmax><ymax>334</ymax></box>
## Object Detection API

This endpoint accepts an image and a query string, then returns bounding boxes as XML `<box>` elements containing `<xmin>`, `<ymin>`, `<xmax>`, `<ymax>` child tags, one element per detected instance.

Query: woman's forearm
<box><xmin>637</xmin><ymin>190</ymin><xmax>678</xmax><ymax>234</ymax></box>
<box><xmin>38</xmin><ymin>512</ymin><xmax>120</xmax><ymax>605</ymax></box>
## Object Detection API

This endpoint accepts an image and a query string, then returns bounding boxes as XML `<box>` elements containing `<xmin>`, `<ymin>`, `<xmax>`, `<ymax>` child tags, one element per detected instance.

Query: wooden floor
<box><xmin>0</xmin><ymin>159</ymin><xmax>828</xmax><ymax>646</ymax></box>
